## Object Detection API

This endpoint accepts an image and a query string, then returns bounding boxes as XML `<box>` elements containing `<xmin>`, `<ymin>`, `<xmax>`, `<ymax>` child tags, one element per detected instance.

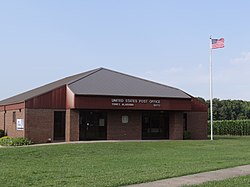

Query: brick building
<box><xmin>0</xmin><ymin>68</ymin><xmax>208</xmax><ymax>143</ymax></box>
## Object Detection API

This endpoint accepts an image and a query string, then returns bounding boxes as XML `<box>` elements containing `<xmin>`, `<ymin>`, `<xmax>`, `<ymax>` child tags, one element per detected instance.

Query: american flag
<box><xmin>211</xmin><ymin>38</ymin><xmax>224</xmax><ymax>49</ymax></box>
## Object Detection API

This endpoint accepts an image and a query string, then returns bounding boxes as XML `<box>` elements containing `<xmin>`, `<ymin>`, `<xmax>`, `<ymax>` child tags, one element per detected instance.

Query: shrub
<box><xmin>0</xmin><ymin>136</ymin><xmax>12</xmax><ymax>146</ymax></box>
<box><xmin>0</xmin><ymin>129</ymin><xmax>5</xmax><ymax>138</ymax></box>
<box><xmin>0</xmin><ymin>136</ymin><xmax>32</xmax><ymax>146</ymax></box>
<box><xmin>183</xmin><ymin>131</ymin><xmax>191</xmax><ymax>140</ymax></box>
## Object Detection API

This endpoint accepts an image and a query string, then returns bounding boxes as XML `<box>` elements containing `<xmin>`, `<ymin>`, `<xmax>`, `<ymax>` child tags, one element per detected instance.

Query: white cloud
<box><xmin>230</xmin><ymin>52</ymin><xmax>250</xmax><ymax>64</ymax></box>
<box><xmin>139</xmin><ymin>55</ymin><xmax>250</xmax><ymax>101</ymax></box>
<box><xmin>211</xmin><ymin>51</ymin><xmax>250</xmax><ymax>100</ymax></box>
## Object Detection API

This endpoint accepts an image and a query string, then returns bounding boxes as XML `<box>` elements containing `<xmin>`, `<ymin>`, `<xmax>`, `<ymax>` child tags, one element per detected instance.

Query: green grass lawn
<box><xmin>189</xmin><ymin>174</ymin><xmax>250</xmax><ymax>187</ymax></box>
<box><xmin>1</xmin><ymin>136</ymin><xmax>250</xmax><ymax>187</ymax></box>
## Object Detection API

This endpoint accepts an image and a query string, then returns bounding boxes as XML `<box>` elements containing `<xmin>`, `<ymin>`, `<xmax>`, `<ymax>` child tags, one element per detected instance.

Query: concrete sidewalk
<box><xmin>126</xmin><ymin>165</ymin><xmax>250</xmax><ymax>187</ymax></box>
<box><xmin>0</xmin><ymin>139</ymin><xmax>170</xmax><ymax>148</ymax></box>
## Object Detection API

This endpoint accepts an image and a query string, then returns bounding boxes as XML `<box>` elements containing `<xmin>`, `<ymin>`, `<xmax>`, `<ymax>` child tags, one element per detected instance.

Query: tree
<box><xmin>202</xmin><ymin>97</ymin><xmax>250</xmax><ymax>120</ymax></box>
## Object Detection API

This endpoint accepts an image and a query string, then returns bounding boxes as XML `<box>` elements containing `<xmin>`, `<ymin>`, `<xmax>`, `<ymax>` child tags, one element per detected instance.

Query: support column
<box><xmin>66</xmin><ymin>109</ymin><xmax>79</xmax><ymax>142</ymax></box>
<box><xmin>187</xmin><ymin>112</ymin><xmax>208</xmax><ymax>140</ymax></box>
<box><xmin>169</xmin><ymin>112</ymin><xmax>184</xmax><ymax>140</ymax></box>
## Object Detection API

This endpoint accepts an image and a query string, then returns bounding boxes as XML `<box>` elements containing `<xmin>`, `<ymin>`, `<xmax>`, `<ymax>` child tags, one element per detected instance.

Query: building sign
<box><xmin>16</xmin><ymin>119</ymin><xmax>24</xmax><ymax>130</ymax></box>
<box><xmin>75</xmin><ymin>95</ymin><xmax>191</xmax><ymax>110</ymax></box>
<box><xmin>111</xmin><ymin>98</ymin><xmax>161</xmax><ymax>107</ymax></box>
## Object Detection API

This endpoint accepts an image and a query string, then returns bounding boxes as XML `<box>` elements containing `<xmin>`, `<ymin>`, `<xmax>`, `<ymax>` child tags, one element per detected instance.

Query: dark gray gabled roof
<box><xmin>0</xmin><ymin>67</ymin><xmax>191</xmax><ymax>106</ymax></box>
<box><xmin>68</xmin><ymin>68</ymin><xmax>191</xmax><ymax>99</ymax></box>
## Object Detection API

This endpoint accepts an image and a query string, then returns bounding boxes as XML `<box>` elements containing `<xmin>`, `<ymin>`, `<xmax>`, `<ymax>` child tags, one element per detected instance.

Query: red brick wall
<box><xmin>107</xmin><ymin>110</ymin><xmax>141</xmax><ymax>140</ymax></box>
<box><xmin>0</xmin><ymin>111</ymin><xmax>4</xmax><ymax>130</ymax></box>
<box><xmin>65</xmin><ymin>109</ymin><xmax>79</xmax><ymax>141</ymax></box>
<box><xmin>187</xmin><ymin>112</ymin><xmax>208</xmax><ymax>140</ymax></box>
<box><xmin>169</xmin><ymin>112</ymin><xmax>184</xmax><ymax>140</ymax></box>
<box><xmin>0</xmin><ymin>107</ymin><xmax>207</xmax><ymax>142</ymax></box>
<box><xmin>25</xmin><ymin>109</ymin><xmax>54</xmax><ymax>143</ymax></box>
<box><xmin>4</xmin><ymin>109</ymin><xmax>25</xmax><ymax>138</ymax></box>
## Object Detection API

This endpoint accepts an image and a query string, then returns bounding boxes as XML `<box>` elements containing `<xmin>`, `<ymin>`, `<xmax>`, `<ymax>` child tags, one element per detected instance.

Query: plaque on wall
<box><xmin>99</xmin><ymin>119</ymin><xmax>105</xmax><ymax>126</ymax></box>
<box><xmin>16</xmin><ymin>119</ymin><xmax>24</xmax><ymax>130</ymax></box>
<box><xmin>122</xmin><ymin>115</ymin><xmax>129</xmax><ymax>124</ymax></box>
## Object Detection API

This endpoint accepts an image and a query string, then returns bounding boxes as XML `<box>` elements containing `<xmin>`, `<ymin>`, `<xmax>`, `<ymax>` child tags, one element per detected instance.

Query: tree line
<box><xmin>197</xmin><ymin>98</ymin><xmax>250</xmax><ymax>120</ymax></box>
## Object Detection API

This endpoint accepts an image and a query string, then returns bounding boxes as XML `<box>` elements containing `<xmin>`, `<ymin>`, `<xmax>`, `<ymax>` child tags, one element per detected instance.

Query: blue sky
<box><xmin>1</xmin><ymin>1</ymin><xmax>250</xmax><ymax>101</ymax></box>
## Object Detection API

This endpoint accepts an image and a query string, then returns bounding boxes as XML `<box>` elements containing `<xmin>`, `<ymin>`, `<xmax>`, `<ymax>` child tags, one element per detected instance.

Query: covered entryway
<box><xmin>79</xmin><ymin>111</ymin><xmax>107</xmax><ymax>140</ymax></box>
<box><xmin>142</xmin><ymin>111</ymin><xmax>169</xmax><ymax>139</ymax></box>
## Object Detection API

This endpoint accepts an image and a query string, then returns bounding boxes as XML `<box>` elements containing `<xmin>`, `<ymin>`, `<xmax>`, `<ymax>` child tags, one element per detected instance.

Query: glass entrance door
<box><xmin>142</xmin><ymin>111</ymin><xmax>169</xmax><ymax>139</ymax></box>
<box><xmin>79</xmin><ymin>111</ymin><xmax>107</xmax><ymax>140</ymax></box>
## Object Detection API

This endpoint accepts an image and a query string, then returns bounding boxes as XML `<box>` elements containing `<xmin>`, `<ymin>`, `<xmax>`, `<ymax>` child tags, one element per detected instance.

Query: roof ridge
<box><xmin>67</xmin><ymin>67</ymin><xmax>103</xmax><ymax>85</ymax></box>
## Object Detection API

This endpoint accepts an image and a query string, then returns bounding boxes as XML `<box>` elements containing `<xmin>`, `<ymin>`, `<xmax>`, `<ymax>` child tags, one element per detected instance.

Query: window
<box><xmin>13</xmin><ymin>112</ymin><xmax>16</xmax><ymax>123</ymax></box>
<box><xmin>54</xmin><ymin>111</ymin><xmax>66</xmax><ymax>140</ymax></box>
<box><xmin>183</xmin><ymin>113</ymin><xmax>187</xmax><ymax>131</ymax></box>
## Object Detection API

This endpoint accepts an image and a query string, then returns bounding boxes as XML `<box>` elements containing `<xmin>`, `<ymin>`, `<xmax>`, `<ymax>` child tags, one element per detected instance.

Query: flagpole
<box><xmin>209</xmin><ymin>36</ymin><xmax>213</xmax><ymax>140</ymax></box>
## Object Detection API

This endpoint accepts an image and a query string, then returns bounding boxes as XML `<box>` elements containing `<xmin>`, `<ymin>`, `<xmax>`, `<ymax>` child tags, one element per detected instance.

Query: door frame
<box><xmin>79</xmin><ymin>110</ymin><xmax>107</xmax><ymax>140</ymax></box>
<box><xmin>53</xmin><ymin>111</ymin><xmax>66</xmax><ymax>141</ymax></box>
<box><xmin>142</xmin><ymin>111</ymin><xmax>169</xmax><ymax>140</ymax></box>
